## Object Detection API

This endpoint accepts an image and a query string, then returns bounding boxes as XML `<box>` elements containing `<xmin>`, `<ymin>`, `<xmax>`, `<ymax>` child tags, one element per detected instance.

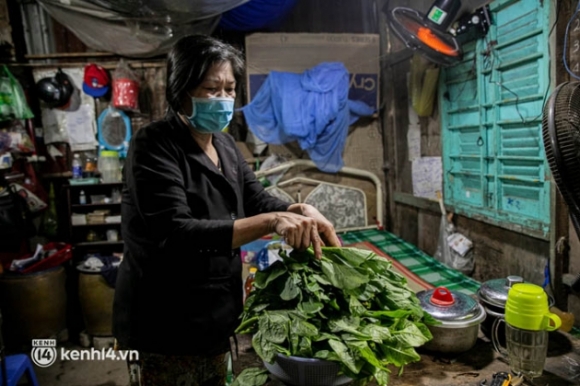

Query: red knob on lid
<box><xmin>430</xmin><ymin>287</ymin><xmax>455</xmax><ymax>306</ymax></box>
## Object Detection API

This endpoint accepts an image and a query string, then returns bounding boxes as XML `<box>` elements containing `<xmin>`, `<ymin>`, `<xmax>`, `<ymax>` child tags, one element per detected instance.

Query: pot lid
<box><xmin>417</xmin><ymin>287</ymin><xmax>486</xmax><ymax>328</ymax></box>
<box><xmin>477</xmin><ymin>275</ymin><xmax>524</xmax><ymax>308</ymax></box>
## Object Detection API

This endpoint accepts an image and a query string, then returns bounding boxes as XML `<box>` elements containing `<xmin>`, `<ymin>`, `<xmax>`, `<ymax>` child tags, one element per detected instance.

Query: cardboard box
<box><xmin>71</xmin><ymin>213</ymin><xmax>87</xmax><ymax>225</ymax></box>
<box><xmin>87</xmin><ymin>209</ymin><xmax>110</xmax><ymax>224</ymax></box>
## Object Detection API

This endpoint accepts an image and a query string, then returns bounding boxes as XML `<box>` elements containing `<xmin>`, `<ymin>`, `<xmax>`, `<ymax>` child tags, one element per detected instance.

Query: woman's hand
<box><xmin>296</xmin><ymin>204</ymin><xmax>341</xmax><ymax>248</ymax></box>
<box><xmin>285</xmin><ymin>204</ymin><xmax>341</xmax><ymax>254</ymax></box>
<box><xmin>269</xmin><ymin>212</ymin><xmax>325</xmax><ymax>259</ymax></box>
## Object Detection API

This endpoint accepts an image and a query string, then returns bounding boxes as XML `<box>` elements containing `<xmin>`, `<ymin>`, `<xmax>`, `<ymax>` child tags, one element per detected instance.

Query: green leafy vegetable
<box><xmin>231</xmin><ymin>368</ymin><xmax>269</xmax><ymax>386</ymax></box>
<box><xmin>237</xmin><ymin>247</ymin><xmax>435</xmax><ymax>385</ymax></box>
<box><xmin>280</xmin><ymin>274</ymin><xmax>301</xmax><ymax>300</ymax></box>
<box><xmin>321</xmin><ymin>259</ymin><xmax>369</xmax><ymax>290</ymax></box>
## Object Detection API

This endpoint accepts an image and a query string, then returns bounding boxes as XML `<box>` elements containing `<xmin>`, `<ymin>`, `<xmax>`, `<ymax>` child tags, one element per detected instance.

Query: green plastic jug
<box><xmin>493</xmin><ymin>283</ymin><xmax>561</xmax><ymax>379</ymax></box>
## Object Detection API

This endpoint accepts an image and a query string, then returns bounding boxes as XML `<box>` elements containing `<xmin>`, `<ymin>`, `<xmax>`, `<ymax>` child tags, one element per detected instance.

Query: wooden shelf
<box><xmin>67</xmin><ymin>183</ymin><xmax>125</xmax><ymax>250</ymax></box>
<box><xmin>71</xmin><ymin>203</ymin><xmax>121</xmax><ymax>209</ymax></box>
<box><xmin>68</xmin><ymin>182</ymin><xmax>123</xmax><ymax>188</ymax></box>
<box><xmin>75</xmin><ymin>241</ymin><xmax>124</xmax><ymax>247</ymax></box>
<box><xmin>72</xmin><ymin>222</ymin><xmax>121</xmax><ymax>227</ymax></box>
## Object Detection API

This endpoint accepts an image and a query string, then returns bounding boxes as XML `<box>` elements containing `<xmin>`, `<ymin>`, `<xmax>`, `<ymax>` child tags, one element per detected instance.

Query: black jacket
<box><xmin>113</xmin><ymin>111</ymin><xmax>289</xmax><ymax>355</ymax></box>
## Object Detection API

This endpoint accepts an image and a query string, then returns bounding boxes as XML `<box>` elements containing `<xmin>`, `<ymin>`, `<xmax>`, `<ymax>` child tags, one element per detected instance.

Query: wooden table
<box><xmin>233</xmin><ymin>331</ymin><xmax>580</xmax><ymax>386</ymax></box>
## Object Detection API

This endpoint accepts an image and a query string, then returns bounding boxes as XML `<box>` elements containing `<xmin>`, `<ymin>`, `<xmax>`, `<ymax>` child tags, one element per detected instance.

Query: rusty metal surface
<box><xmin>233</xmin><ymin>331</ymin><xmax>580</xmax><ymax>386</ymax></box>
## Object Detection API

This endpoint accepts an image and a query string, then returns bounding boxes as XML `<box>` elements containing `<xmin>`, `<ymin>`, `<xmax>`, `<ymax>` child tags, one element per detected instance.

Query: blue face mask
<box><xmin>185</xmin><ymin>96</ymin><xmax>235</xmax><ymax>134</ymax></box>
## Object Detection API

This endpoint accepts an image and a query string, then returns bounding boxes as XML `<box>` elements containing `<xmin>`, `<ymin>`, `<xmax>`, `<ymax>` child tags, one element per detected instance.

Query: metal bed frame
<box><xmin>254</xmin><ymin>160</ymin><xmax>384</xmax><ymax>232</ymax></box>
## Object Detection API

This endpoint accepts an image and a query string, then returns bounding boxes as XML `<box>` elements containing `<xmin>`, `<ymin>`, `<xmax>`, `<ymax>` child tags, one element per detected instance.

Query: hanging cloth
<box><xmin>218</xmin><ymin>0</ymin><xmax>298</xmax><ymax>31</ymax></box>
<box><xmin>241</xmin><ymin>62</ymin><xmax>375</xmax><ymax>173</ymax></box>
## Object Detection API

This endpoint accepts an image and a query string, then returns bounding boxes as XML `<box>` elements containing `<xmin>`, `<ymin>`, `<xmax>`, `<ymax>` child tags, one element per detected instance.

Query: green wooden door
<box><xmin>440</xmin><ymin>0</ymin><xmax>552</xmax><ymax>239</ymax></box>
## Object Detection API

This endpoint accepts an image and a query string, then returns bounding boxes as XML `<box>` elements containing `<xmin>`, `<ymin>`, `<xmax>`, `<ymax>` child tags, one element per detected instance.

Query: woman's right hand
<box><xmin>269</xmin><ymin>212</ymin><xmax>324</xmax><ymax>259</ymax></box>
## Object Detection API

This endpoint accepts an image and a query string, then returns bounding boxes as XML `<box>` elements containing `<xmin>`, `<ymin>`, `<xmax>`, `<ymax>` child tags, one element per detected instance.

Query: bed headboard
<box><xmin>254</xmin><ymin>160</ymin><xmax>384</xmax><ymax>232</ymax></box>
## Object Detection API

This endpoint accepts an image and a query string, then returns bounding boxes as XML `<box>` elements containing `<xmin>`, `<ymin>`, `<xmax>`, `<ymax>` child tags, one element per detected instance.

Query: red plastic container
<box><xmin>20</xmin><ymin>242</ymin><xmax>72</xmax><ymax>274</ymax></box>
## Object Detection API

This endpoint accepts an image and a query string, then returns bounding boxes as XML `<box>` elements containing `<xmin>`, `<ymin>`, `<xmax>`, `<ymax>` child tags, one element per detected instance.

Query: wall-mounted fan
<box><xmin>385</xmin><ymin>0</ymin><xmax>493</xmax><ymax>66</ymax></box>
<box><xmin>542</xmin><ymin>82</ymin><xmax>580</xmax><ymax>292</ymax></box>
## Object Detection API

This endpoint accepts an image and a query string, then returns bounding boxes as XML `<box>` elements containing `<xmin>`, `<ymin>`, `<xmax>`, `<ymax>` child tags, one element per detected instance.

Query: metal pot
<box><xmin>417</xmin><ymin>287</ymin><xmax>486</xmax><ymax>353</ymax></box>
<box><xmin>477</xmin><ymin>275</ymin><xmax>555</xmax><ymax>344</ymax></box>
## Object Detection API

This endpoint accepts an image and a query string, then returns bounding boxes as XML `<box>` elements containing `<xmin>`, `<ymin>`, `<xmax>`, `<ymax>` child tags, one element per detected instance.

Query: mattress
<box><xmin>341</xmin><ymin>228</ymin><xmax>481</xmax><ymax>295</ymax></box>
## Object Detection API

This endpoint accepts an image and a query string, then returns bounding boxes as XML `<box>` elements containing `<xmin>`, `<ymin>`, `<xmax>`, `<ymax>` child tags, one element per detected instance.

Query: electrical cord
<box><xmin>480</xmin><ymin>0</ymin><xmax>558</xmax><ymax>126</ymax></box>
<box><xmin>451</xmin><ymin>0</ymin><xmax>558</xmax><ymax>112</ymax></box>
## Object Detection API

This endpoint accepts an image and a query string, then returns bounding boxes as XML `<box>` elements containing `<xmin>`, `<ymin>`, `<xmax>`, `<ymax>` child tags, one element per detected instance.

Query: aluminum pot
<box><xmin>417</xmin><ymin>287</ymin><xmax>486</xmax><ymax>353</ymax></box>
<box><xmin>477</xmin><ymin>275</ymin><xmax>555</xmax><ymax>345</ymax></box>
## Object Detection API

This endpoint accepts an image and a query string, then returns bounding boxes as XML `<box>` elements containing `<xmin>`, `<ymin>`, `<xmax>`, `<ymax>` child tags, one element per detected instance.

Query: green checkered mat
<box><xmin>340</xmin><ymin>228</ymin><xmax>481</xmax><ymax>295</ymax></box>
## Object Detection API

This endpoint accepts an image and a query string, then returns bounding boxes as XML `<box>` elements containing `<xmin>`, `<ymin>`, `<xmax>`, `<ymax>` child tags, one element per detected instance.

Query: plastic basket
<box><xmin>263</xmin><ymin>354</ymin><xmax>352</xmax><ymax>386</ymax></box>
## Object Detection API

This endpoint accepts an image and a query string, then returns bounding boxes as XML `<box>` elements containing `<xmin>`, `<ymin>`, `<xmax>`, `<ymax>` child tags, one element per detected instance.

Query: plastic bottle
<box><xmin>111</xmin><ymin>188</ymin><xmax>121</xmax><ymax>203</ymax></box>
<box><xmin>84</xmin><ymin>155</ymin><xmax>97</xmax><ymax>177</ymax></box>
<box><xmin>72</xmin><ymin>154</ymin><xmax>83</xmax><ymax>179</ymax></box>
<box><xmin>79</xmin><ymin>190</ymin><xmax>86</xmax><ymax>205</ymax></box>
<box><xmin>244</xmin><ymin>267</ymin><xmax>257</xmax><ymax>302</ymax></box>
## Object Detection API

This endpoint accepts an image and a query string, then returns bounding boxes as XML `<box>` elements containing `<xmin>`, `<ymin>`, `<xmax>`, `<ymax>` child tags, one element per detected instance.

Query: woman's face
<box><xmin>181</xmin><ymin>61</ymin><xmax>236</xmax><ymax>116</ymax></box>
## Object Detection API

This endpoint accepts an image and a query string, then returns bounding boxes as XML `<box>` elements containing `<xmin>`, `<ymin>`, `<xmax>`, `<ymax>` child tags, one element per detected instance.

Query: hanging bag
<box><xmin>0</xmin><ymin>65</ymin><xmax>34</xmax><ymax>121</ymax></box>
<box><xmin>0</xmin><ymin>174</ymin><xmax>36</xmax><ymax>252</ymax></box>
<box><xmin>112</xmin><ymin>60</ymin><xmax>140</xmax><ymax>112</ymax></box>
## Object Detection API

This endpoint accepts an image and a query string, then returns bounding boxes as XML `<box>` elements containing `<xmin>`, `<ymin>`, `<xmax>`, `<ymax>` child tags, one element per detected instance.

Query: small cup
<box><xmin>106</xmin><ymin>229</ymin><xmax>118</xmax><ymax>242</ymax></box>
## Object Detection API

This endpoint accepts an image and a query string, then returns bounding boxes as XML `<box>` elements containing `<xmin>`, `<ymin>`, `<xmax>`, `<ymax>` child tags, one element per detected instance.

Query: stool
<box><xmin>0</xmin><ymin>309</ymin><xmax>39</xmax><ymax>386</ymax></box>
<box><xmin>1</xmin><ymin>354</ymin><xmax>39</xmax><ymax>386</ymax></box>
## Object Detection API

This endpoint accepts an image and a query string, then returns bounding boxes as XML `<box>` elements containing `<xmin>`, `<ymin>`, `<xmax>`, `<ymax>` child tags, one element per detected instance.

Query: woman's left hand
<box><xmin>289</xmin><ymin>204</ymin><xmax>341</xmax><ymax>248</ymax></box>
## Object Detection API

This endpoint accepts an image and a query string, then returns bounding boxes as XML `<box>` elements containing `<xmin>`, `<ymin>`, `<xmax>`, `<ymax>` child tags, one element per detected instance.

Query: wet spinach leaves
<box><xmin>236</xmin><ymin>247</ymin><xmax>436</xmax><ymax>385</ymax></box>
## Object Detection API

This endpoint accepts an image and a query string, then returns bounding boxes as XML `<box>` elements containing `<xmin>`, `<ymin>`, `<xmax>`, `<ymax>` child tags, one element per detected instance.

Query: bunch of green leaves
<box><xmin>236</xmin><ymin>247</ymin><xmax>438</xmax><ymax>386</ymax></box>
<box><xmin>231</xmin><ymin>368</ymin><xmax>269</xmax><ymax>386</ymax></box>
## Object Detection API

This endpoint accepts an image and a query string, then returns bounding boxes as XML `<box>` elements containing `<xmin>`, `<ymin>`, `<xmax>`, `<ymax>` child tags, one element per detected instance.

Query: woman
<box><xmin>113</xmin><ymin>35</ymin><xmax>341</xmax><ymax>385</ymax></box>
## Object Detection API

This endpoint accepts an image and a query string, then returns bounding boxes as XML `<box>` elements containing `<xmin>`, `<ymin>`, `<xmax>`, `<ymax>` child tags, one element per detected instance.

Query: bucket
<box><xmin>0</xmin><ymin>266</ymin><xmax>67</xmax><ymax>348</ymax></box>
<box><xmin>78</xmin><ymin>272</ymin><xmax>114</xmax><ymax>336</ymax></box>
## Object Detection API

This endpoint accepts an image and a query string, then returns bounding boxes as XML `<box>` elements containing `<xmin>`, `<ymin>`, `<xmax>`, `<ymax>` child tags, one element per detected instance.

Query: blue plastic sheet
<box><xmin>219</xmin><ymin>0</ymin><xmax>298</xmax><ymax>31</ymax></box>
<box><xmin>241</xmin><ymin>62</ymin><xmax>375</xmax><ymax>173</ymax></box>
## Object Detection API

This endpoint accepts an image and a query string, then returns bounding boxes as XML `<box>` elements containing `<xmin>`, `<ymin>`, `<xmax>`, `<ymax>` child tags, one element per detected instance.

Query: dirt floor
<box><xmin>233</xmin><ymin>331</ymin><xmax>580</xmax><ymax>386</ymax></box>
<box><xmin>28</xmin><ymin>330</ymin><xmax>580</xmax><ymax>386</ymax></box>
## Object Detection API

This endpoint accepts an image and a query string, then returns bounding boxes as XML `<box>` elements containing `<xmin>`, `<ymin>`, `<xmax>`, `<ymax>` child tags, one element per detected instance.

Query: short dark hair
<box><xmin>166</xmin><ymin>35</ymin><xmax>245</xmax><ymax>113</ymax></box>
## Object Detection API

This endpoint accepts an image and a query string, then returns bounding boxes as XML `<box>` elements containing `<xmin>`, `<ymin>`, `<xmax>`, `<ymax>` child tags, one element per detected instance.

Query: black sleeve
<box><xmin>126</xmin><ymin>127</ymin><xmax>234</xmax><ymax>254</ymax></box>
<box><xmin>233</xmin><ymin>143</ymin><xmax>291</xmax><ymax>217</ymax></box>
